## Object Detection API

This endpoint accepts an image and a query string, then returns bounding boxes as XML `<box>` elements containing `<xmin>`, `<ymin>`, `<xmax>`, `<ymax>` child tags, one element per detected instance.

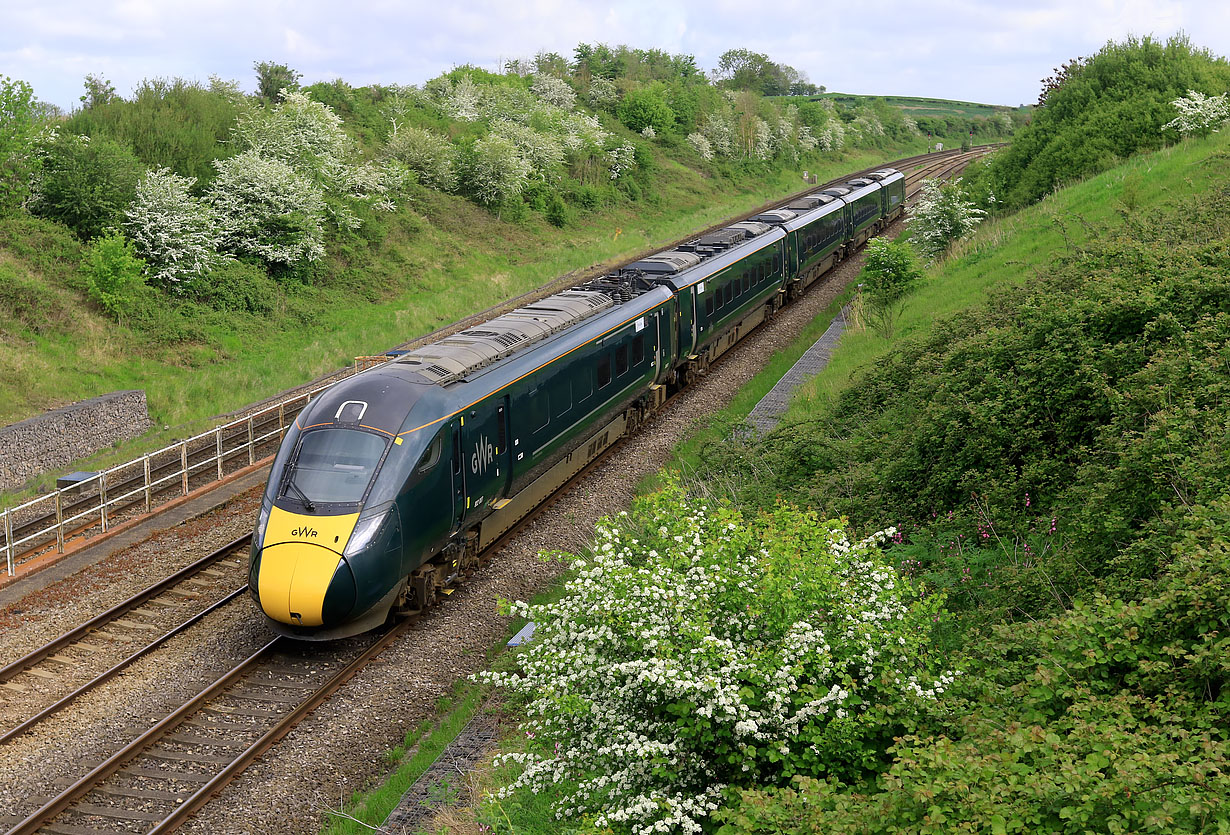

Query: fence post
<box><xmin>247</xmin><ymin>416</ymin><xmax>255</xmax><ymax>466</ymax></box>
<box><xmin>99</xmin><ymin>471</ymin><xmax>109</xmax><ymax>534</ymax></box>
<box><xmin>181</xmin><ymin>441</ymin><xmax>189</xmax><ymax>496</ymax></box>
<box><xmin>216</xmin><ymin>427</ymin><xmax>223</xmax><ymax>481</ymax></box>
<box><xmin>144</xmin><ymin>454</ymin><xmax>152</xmax><ymax>513</ymax></box>
<box><xmin>4</xmin><ymin>508</ymin><xmax>13</xmax><ymax>576</ymax></box>
<box><xmin>278</xmin><ymin>402</ymin><xmax>285</xmax><ymax>440</ymax></box>
<box><xmin>56</xmin><ymin>491</ymin><xmax>64</xmax><ymax>553</ymax></box>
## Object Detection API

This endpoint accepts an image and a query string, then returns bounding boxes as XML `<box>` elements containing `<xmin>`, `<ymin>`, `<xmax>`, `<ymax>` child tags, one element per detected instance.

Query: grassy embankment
<box><xmin>0</xmin><ymin>144</ymin><xmax>924</xmax><ymax>503</ymax></box>
<box><xmin>313</xmin><ymin>131</ymin><xmax>1230</xmax><ymax>834</ymax></box>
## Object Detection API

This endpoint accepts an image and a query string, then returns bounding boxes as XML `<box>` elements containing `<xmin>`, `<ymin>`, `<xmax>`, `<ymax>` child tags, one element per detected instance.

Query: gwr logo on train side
<box><xmin>472</xmin><ymin>435</ymin><xmax>495</xmax><ymax>475</ymax></box>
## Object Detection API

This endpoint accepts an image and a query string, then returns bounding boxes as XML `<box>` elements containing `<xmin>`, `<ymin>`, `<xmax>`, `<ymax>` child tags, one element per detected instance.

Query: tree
<box><xmin>714</xmin><ymin>49</ymin><xmax>800</xmax><ymax>96</ymax></box>
<box><xmin>386</xmin><ymin>125</ymin><xmax>456</xmax><ymax>191</ymax></box>
<box><xmin>858</xmin><ymin>237</ymin><xmax>924</xmax><ymax>339</ymax></box>
<box><xmin>617</xmin><ymin>85</ymin><xmax>675</xmax><ymax>135</ymax></box>
<box><xmin>462</xmin><ymin>133</ymin><xmax>531</xmax><ymax>207</ymax></box>
<box><xmin>80</xmin><ymin>73</ymin><xmax>118</xmax><ymax>109</ymax></box>
<box><xmin>253</xmin><ymin>61</ymin><xmax>301</xmax><ymax>102</ymax></box>
<box><xmin>29</xmin><ymin>131</ymin><xmax>143</xmax><ymax>240</ymax></box>
<box><xmin>0</xmin><ymin>75</ymin><xmax>43</xmax><ymax>211</ymax></box>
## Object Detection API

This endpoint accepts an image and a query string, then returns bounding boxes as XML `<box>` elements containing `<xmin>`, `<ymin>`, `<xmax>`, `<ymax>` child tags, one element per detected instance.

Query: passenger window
<box><xmin>742</xmin><ymin>273</ymin><xmax>750</xmax><ymax>293</ymax></box>
<box><xmin>632</xmin><ymin>333</ymin><xmax>644</xmax><ymax>365</ymax></box>
<box><xmin>597</xmin><ymin>355</ymin><xmax>611</xmax><ymax>388</ymax></box>
<box><xmin>575</xmin><ymin>368</ymin><xmax>593</xmax><ymax>402</ymax></box>
<box><xmin>416</xmin><ymin>435</ymin><xmax>442</xmax><ymax>473</ymax></box>
<box><xmin>705</xmin><ymin>296</ymin><xmax>714</xmax><ymax>317</ymax></box>
<box><xmin>724</xmin><ymin>283</ymin><xmax>733</xmax><ymax>306</ymax></box>
<box><xmin>529</xmin><ymin>387</ymin><xmax>549</xmax><ymax>431</ymax></box>
<box><xmin>616</xmin><ymin>344</ymin><xmax>628</xmax><ymax>376</ymax></box>
<box><xmin>553</xmin><ymin>381</ymin><xmax>571</xmax><ymax>418</ymax></box>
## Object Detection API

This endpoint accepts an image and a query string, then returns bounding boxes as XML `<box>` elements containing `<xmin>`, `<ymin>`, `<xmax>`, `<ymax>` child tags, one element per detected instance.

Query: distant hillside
<box><xmin>820</xmin><ymin>92</ymin><xmax>1030</xmax><ymax>118</ymax></box>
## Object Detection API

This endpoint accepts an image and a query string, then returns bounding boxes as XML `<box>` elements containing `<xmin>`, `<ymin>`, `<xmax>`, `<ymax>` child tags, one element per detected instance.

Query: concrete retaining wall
<box><xmin>0</xmin><ymin>391</ymin><xmax>152</xmax><ymax>491</ymax></box>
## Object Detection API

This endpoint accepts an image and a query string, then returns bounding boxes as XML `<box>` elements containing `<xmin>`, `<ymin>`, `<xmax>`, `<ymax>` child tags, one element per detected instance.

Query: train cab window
<box><xmin>284</xmin><ymin>428</ymin><xmax>386</xmax><ymax>505</ymax></box>
<box><xmin>632</xmin><ymin>333</ymin><xmax>645</xmax><ymax>365</ymax></box>
<box><xmin>597</xmin><ymin>355</ymin><xmax>612</xmax><ymax>388</ymax></box>
<box><xmin>616</xmin><ymin>344</ymin><xmax>629</xmax><ymax>376</ymax></box>
<box><xmin>416</xmin><ymin>435</ymin><xmax>443</xmax><ymax>473</ymax></box>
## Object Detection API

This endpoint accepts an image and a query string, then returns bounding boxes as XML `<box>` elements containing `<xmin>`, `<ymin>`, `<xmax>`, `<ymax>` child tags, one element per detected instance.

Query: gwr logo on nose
<box><xmin>291</xmin><ymin>526</ymin><xmax>318</xmax><ymax>538</ymax></box>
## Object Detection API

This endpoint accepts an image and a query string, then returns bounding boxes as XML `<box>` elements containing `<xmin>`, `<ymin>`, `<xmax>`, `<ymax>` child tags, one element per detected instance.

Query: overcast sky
<box><xmin>3</xmin><ymin>0</ymin><xmax>1226</xmax><ymax>112</ymax></box>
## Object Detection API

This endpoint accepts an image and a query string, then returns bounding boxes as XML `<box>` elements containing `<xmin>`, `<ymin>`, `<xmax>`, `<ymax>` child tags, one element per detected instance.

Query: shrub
<box><xmin>462</xmin><ymin>133</ymin><xmax>532</xmax><ymax>207</ymax></box>
<box><xmin>479</xmin><ymin>482</ymin><xmax>955</xmax><ymax>834</ymax></box>
<box><xmin>207</xmin><ymin>150</ymin><xmax>327</xmax><ymax>267</ymax></box>
<box><xmin>617</xmin><ymin>85</ymin><xmax>675</xmax><ymax>135</ymax></box>
<box><xmin>0</xmin><ymin>75</ymin><xmax>43</xmax><ymax>211</ymax></box>
<box><xmin>858</xmin><ymin>236</ymin><xmax>924</xmax><ymax>339</ymax></box>
<box><xmin>385</xmin><ymin>125</ymin><xmax>456</xmax><ymax>191</ymax></box>
<box><xmin>188</xmin><ymin>258</ymin><xmax>275</xmax><ymax>313</ymax></box>
<box><xmin>29</xmin><ymin>131</ymin><xmax>143</xmax><ymax>240</ymax></box>
<box><xmin>80</xmin><ymin>231</ymin><xmax>147</xmax><ymax>319</ymax></box>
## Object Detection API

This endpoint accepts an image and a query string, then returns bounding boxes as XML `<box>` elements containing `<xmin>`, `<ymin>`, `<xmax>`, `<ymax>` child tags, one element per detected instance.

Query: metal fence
<box><xmin>2</xmin><ymin>357</ymin><xmax>392</xmax><ymax>576</ymax></box>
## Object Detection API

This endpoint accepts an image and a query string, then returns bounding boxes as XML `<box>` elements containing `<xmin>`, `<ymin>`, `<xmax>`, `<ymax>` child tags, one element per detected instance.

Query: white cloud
<box><xmin>0</xmin><ymin>0</ymin><xmax>1226</xmax><ymax>111</ymax></box>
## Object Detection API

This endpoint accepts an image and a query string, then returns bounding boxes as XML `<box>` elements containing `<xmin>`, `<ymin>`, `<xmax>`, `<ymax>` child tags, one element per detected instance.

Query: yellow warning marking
<box><xmin>394</xmin><ymin>437</ymin><xmax>403</xmax><ymax>445</ymax></box>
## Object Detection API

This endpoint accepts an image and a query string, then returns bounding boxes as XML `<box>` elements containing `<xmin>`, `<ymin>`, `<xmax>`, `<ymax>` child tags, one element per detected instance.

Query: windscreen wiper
<box><xmin>283</xmin><ymin>478</ymin><xmax>317</xmax><ymax>512</ymax></box>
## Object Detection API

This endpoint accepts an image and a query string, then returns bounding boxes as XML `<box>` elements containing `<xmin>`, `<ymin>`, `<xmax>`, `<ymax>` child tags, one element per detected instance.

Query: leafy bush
<box><xmin>80</xmin><ymin>231</ymin><xmax>147</xmax><ymax>319</ymax></box>
<box><xmin>29</xmin><ymin>131</ymin><xmax>143</xmax><ymax>240</ymax></box>
<box><xmin>0</xmin><ymin>75</ymin><xmax>43</xmax><ymax>211</ymax></box>
<box><xmin>188</xmin><ymin>257</ymin><xmax>276</xmax><ymax>313</ymax></box>
<box><xmin>385</xmin><ymin>125</ymin><xmax>457</xmax><ymax>191</ymax></box>
<box><xmin>480</xmin><ymin>482</ymin><xmax>955</xmax><ymax>834</ymax></box>
<box><xmin>857</xmin><ymin>236</ymin><xmax>923</xmax><ymax>338</ymax></box>
<box><xmin>973</xmin><ymin>35</ymin><xmax>1230</xmax><ymax>209</ymax></box>
<box><xmin>720</xmin><ymin>501</ymin><xmax>1230</xmax><ymax>833</ymax></box>
<box><xmin>617</xmin><ymin>85</ymin><xmax>675</xmax><ymax>135</ymax></box>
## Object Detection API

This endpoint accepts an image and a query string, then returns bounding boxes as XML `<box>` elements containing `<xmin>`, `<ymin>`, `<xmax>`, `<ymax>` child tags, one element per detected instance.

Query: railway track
<box><xmin>0</xmin><ymin>146</ymin><xmax>997</xmax><ymax>571</ymax></box>
<box><xmin>0</xmin><ymin>539</ymin><xmax>250</xmax><ymax>745</ymax></box>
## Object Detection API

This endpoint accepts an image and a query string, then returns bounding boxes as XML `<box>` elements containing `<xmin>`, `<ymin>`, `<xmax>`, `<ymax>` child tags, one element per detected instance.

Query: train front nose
<box><xmin>256</xmin><ymin>543</ymin><xmax>357</xmax><ymax>627</ymax></box>
<box><xmin>251</xmin><ymin>507</ymin><xmax>360</xmax><ymax>628</ymax></box>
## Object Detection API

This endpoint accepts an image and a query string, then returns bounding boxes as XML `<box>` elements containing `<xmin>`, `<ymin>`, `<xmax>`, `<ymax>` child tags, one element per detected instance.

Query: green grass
<box><xmin>318</xmin><ymin>681</ymin><xmax>490</xmax><ymax>835</ymax></box>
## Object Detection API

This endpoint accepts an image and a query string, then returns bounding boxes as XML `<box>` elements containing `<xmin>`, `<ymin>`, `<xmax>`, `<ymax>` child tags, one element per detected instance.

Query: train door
<box><xmin>449</xmin><ymin>419</ymin><xmax>464</xmax><ymax>534</ymax></box>
<box><xmin>460</xmin><ymin>396</ymin><xmax>511</xmax><ymax>523</ymax></box>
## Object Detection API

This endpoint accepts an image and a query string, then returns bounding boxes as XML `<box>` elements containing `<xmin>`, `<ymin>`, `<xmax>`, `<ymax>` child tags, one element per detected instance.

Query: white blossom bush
<box><xmin>906</xmin><ymin>176</ymin><xmax>987</xmax><ymax>261</ymax></box>
<box><xmin>687</xmin><ymin>132</ymin><xmax>714</xmax><ymax>160</ymax></box>
<box><xmin>490</xmin><ymin>119</ymin><xmax>564</xmax><ymax>182</ymax></box>
<box><xmin>819</xmin><ymin>119</ymin><xmax>846</xmax><ymax>152</ymax></box>
<box><xmin>751</xmin><ymin>117</ymin><xmax>774</xmax><ymax>160</ymax></box>
<box><xmin>588</xmin><ymin>77</ymin><xmax>618</xmax><ymax>109</ymax></box>
<box><xmin>1162</xmin><ymin>89</ymin><xmax>1230</xmax><ymax>137</ymax></box>
<box><xmin>556</xmin><ymin>112</ymin><xmax>611</xmax><ymax>155</ymax></box>
<box><xmin>607</xmin><ymin>141</ymin><xmax>637</xmax><ymax>180</ymax></box>
<box><xmin>442</xmin><ymin>74</ymin><xmax>482</xmax><ymax>121</ymax></box>
<box><xmin>699</xmin><ymin>111</ymin><xmax>735</xmax><ymax>158</ymax></box>
<box><xmin>641</xmin><ymin>125</ymin><xmax>656</xmax><ymax>139</ymax></box>
<box><xmin>207</xmin><ymin>150</ymin><xmax>327</xmax><ymax>265</ymax></box>
<box><xmin>385</xmin><ymin>125</ymin><xmax>457</xmax><ymax>191</ymax></box>
<box><xmin>531</xmin><ymin>73</ymin><xmax>577</xmax><ymax>110</ymax></box>
<box><xmin>124</xmin><ymin>167</ymin><xmax>223</xmax><ymax>289</ymax></box>
<box><xmin>479</xmin><ymin>483</ymin><xmax>956</xmax><ymax>834</ymax></box>
<box><xmin>463</xmin><ymin>133</ymin><xmax>532</xmax><ymax>206</ymax></box>
<box><xmin>234</xmin><ymin>90</ymin><xmax>349</xmax><ymax>181</ymax></box>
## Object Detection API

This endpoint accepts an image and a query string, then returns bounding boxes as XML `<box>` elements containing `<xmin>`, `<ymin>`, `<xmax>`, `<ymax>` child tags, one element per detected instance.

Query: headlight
<box><xmin>253</xmin><ymin>501</ymin><xmax>271</xmax><ymax>544</ymax></box>
<box><xmin>344</xmin><ymin>509</ymin><xmax>388</xmax><ymax>557</ymax></box>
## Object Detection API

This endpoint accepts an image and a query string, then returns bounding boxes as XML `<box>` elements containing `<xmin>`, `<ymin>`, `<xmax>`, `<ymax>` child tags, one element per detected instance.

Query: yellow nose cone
<box><xmin>258</xmin><ymin>507</ymin><xmax>359</xmax><ymax>626</ymax></box>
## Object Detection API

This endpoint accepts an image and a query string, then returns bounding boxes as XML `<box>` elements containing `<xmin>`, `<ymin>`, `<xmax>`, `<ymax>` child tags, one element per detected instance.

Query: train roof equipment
<box><xmin>751</xmin><ymin>209</ymin><xmax>797</xmax><ymax>225</ymax></box>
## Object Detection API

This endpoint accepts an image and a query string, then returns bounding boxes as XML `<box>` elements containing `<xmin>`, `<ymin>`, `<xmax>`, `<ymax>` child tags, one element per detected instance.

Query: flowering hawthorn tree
<box><xmin>906</xmin><ymin>177</ymin><xmax>987</xmax><ymax>261</ymax></box>
<box><xmin>480</xmin><ymin>483</ymin><xmax>957</xmax><ymax>834</ymax></box>
<box><xmin>124</xmin><ymin>168</ymin><xmax>222</xmax><ymax>289</ymax></box>
<box><xmin>1162</xmin><ymin>89</ymin><xmax>1230</xmax><ymax>137</ymax></box>
<box><xmin>207</xmin><ymin>150</ymin><xmax>327</xmax><ymax>266</ymax></box>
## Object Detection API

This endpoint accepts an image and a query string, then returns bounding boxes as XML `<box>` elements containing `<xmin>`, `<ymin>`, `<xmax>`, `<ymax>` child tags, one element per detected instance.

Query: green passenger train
<box><xmin>248</xmin><ymin>169</ymin><xmax>906</xmax><ymax>639</ymax></box>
